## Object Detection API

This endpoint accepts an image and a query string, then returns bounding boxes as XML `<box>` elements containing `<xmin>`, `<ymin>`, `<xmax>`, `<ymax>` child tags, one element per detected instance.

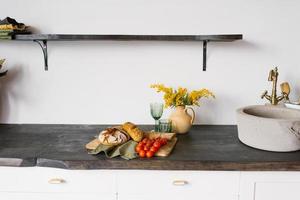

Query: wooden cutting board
<box><xmin>155</xmin><ymin>137</ymin><xmax>178</xmax><ymax>157</ymax></box>
<box><xmin>86</xmin><ymin>132</ymin><xmax>178</xmax><ymax>158</ymax></box>
<box><xmin>144</xmin><ymin>131</ymin><xmax>178</xmax><ymax>157</ymax></box>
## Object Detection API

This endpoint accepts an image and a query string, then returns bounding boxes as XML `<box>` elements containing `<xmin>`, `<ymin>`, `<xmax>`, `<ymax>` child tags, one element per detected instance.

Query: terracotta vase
<box><xmin>169</xmin><ymin>106</ymin><xmax>195</xmax><ymax>134</ymax></box>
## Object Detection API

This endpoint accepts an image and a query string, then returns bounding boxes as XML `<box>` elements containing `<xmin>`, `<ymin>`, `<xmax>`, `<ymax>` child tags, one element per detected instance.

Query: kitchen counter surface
<box><xmin>0</xmin><ymin>124</ymin><xmax>300</xmax><ymax>170</ymax></box>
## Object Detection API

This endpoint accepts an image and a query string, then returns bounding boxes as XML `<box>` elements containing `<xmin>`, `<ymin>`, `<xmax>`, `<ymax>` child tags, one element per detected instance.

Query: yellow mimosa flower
<box><xmin>150</xmin><ymin>84</ymin><xmax>214</xmax><ymax>108</ymax></box>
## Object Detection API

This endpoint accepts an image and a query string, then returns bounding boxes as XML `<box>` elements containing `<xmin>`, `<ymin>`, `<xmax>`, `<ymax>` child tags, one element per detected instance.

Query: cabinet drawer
<box><xmin>0</xmin><ymin>192</ymin><xmax>115</xmax><ymax>200</ymax></box>
<box><xmin>0</xmin><ymin>167</ymin><xmax>116</xmax><ymax>194</ymax></box>
<box><xmin>117</xmin><ymin>170</ymin><xmax>240</xmax><ymax>199</ymax></box>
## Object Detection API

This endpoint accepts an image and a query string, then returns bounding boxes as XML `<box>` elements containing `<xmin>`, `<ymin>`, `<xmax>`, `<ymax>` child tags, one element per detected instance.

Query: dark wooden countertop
<box><xmin>0</xmin><ymin>124</ymin><xmax>300</xmax><ymax>171</ymax></box>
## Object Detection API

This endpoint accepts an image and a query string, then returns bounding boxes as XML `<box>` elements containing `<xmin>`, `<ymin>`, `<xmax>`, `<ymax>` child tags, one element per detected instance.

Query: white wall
<box><xmin>0</xmin><ymin>0</ymin><xmax>300</xmax><ymax>125</ymax></box>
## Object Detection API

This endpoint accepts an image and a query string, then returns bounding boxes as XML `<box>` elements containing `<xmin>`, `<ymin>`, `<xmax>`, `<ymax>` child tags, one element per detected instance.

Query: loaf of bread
<box><xmin>122</xmin><ymin>122</ymin><xmax>144</xmax><ymax>142</ymax></box>
<box><xmin>98</xmin><ymin>126</ymin><xmax>130</xmax><ymax>146</ymax></box>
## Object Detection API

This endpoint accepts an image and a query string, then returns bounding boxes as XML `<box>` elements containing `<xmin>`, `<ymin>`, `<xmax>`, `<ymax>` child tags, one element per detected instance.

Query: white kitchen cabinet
<box><xmin>0</xmin><ymin>193</ymin><xmax>115</xmax><ymax>200</ymax></box>
<box><xmin>2</xmin><ymin>167</ymin><xmax>300</xmax><ymax>200</ymax></box>
<box><xmin>240</xmin><ymin>172</ymin><xmax>300</xmax><ymax>200</ymax></box>
<box><xmin>117</xmin><ymin>170</ymin><xmax>240</xmax><ymax>200</ymax></box>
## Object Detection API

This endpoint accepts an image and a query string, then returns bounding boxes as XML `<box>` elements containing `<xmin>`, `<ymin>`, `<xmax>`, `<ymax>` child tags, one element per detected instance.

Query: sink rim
<box><xmin>237</xmin><ymin>105</ymin><xmax>300</xmax><ymax>121</ymax></box>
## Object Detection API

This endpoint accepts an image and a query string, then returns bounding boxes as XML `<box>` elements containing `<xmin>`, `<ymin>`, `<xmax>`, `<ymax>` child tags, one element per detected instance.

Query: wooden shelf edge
<box><xmin>14</xmin><ymin>34</ymin><xmax>243</xmax><ymax>42</ymax></box>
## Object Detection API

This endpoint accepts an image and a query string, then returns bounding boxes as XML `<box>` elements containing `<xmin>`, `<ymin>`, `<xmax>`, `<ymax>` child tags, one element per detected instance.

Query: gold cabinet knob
<box><xmin>48</xmin><ymin>178</ymin><xmax>66</xmax><ymax>184</ymax></box>
<box><xmin>172</xmin><ymin>180</ymin><xmax>188</xmax><ymax>186</ymax></box>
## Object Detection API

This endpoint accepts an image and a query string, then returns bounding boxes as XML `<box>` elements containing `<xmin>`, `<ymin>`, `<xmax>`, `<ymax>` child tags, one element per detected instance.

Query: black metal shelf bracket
<box><xmin>34</xmin><ymin>40</ymin><xmax>48</xmax><ymax>71</ymax></box>
<box><xmin>203</xmin><ymin>40</ymin><xmax>208</xmax><ymax>71</ymax></box>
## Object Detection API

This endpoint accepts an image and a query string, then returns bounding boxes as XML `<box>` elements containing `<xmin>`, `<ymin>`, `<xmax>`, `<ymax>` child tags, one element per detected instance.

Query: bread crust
<box><xmin>122</xmin><ymin>122</ymin><xmax>144</xmax><ymax>142</ymax></box>
<box><xmin>98</xmin><ymin>126</ymin><xmax>130</xmax><ymax>146</ymax></box>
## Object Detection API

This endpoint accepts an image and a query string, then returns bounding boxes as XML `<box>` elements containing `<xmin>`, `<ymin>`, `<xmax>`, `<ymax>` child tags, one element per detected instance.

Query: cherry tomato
<box><xmin>160</xmin><ymin>138</ymin><xmax>168</xmax><ymax>145</ymax></box>
<box><xmin>137</xmin><ymin>143</ymin><xmax>144</xmax><ymax>150</ymax></box>
<box><xmin>138</xmin><ymin>141</ymin><xmax>143</xmax><ymax>145</ymax></box>
<box><xmin>149</xmin><ymin>139</ymin><xmax>155</xmax><ymax>144</ymax></box>
<box><xmin>139</xmin><ymin>150</ymin><xmax>146</xmax><ymax>158</ymax></box>
<box><xmin>146</xmin><ymin>151</ymin><xmax>154</xmax><ymax>158</ymax></box>
<box><xmin>145</xmin><ymin>143</ymin><xmax>152</xmax><ymax>148</ymax></box>
<box><xmin>153</xmin><ymin>141</ymin><xmax>161</xmax><ymax>148</ymax></box>
<box><xmin>147</xmin><ymin>140</ymin><xmax>153</xmax><ymax>145</ymax></box>
<box><xmin>135</xmin><ymin>146</ymin><xmax>142</xmax><ymax>153</ymax></box>
<box><xmin>142</xmin><ymin>138</ymin><xmax>148</xmax><ymax>144</ymax></box>
<box><xmin>137</xmin><ymin>142</ymin><xmax>143</xmax><ymax>147</ymax></box>
<box><xmin>150</xmin><ymin>146</ymin><xmax>158</xmax><ymax>153</ymax></box>
<box><xmin>144</xmin><ymin>146</ymin><xmax>150</xmax><ymax>151</ymax></box>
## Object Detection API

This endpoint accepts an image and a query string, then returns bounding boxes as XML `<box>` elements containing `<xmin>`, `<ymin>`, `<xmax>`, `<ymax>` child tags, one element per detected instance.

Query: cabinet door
<box><xmin>0</xmin><ymin>193</ymin><xmax>115</xmax><ymax>200</ymax></box>
<box><xmin>240</xmin><ymin>172</ymin><xmax>300</xmax><ymax>200</ymax></box>
<box><xmin>117</xmin><ymin>170</ymin><xmax>240</xmax><ymax>200</ymax></box>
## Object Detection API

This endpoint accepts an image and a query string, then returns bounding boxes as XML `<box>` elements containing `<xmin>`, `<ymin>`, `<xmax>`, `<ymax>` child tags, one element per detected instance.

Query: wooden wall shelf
<box><xmin>12</xmin><ymin>34</ymin><xmax>243</xmax><ymax>71</ymax></box>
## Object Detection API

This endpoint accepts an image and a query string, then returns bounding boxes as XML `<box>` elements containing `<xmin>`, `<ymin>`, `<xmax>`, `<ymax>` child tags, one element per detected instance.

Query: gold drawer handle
<box><xmin>48</xmin><ymin>178</ymin><xmax>66</xmax><ymax>184</ymax></box>
<box><xmin>173</xmin><ymin>180</ymin><xmax>188</xmax><ymax>186</ymax></box>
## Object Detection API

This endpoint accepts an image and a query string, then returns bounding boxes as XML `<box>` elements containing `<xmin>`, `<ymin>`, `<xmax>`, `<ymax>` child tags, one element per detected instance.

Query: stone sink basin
<box><xmin>237</xmin><ymin>105</ymin><xmax>300</xmax><ymax>152</ymax></box>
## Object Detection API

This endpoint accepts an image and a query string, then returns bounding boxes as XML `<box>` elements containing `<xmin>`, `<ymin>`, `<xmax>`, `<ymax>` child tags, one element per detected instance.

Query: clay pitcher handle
<box><xmin>185</xmin><ymin>107</ymin><xmax>195</xmax><ymax>125</ymax></box>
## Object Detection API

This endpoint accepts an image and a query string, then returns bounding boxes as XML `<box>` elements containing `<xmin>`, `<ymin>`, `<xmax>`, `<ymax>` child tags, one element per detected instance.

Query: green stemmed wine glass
<box><xmin>150</xmin><ymin>102</ymin><xmax>164</xmax><ymax>132</ymax></box>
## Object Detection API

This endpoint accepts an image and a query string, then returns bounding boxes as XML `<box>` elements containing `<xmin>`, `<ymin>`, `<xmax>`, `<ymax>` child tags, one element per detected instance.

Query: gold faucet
<box><xmin>261</xmin><ymin>67</ymin><xmax>289</xmax><ymax>105</ymax></box>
